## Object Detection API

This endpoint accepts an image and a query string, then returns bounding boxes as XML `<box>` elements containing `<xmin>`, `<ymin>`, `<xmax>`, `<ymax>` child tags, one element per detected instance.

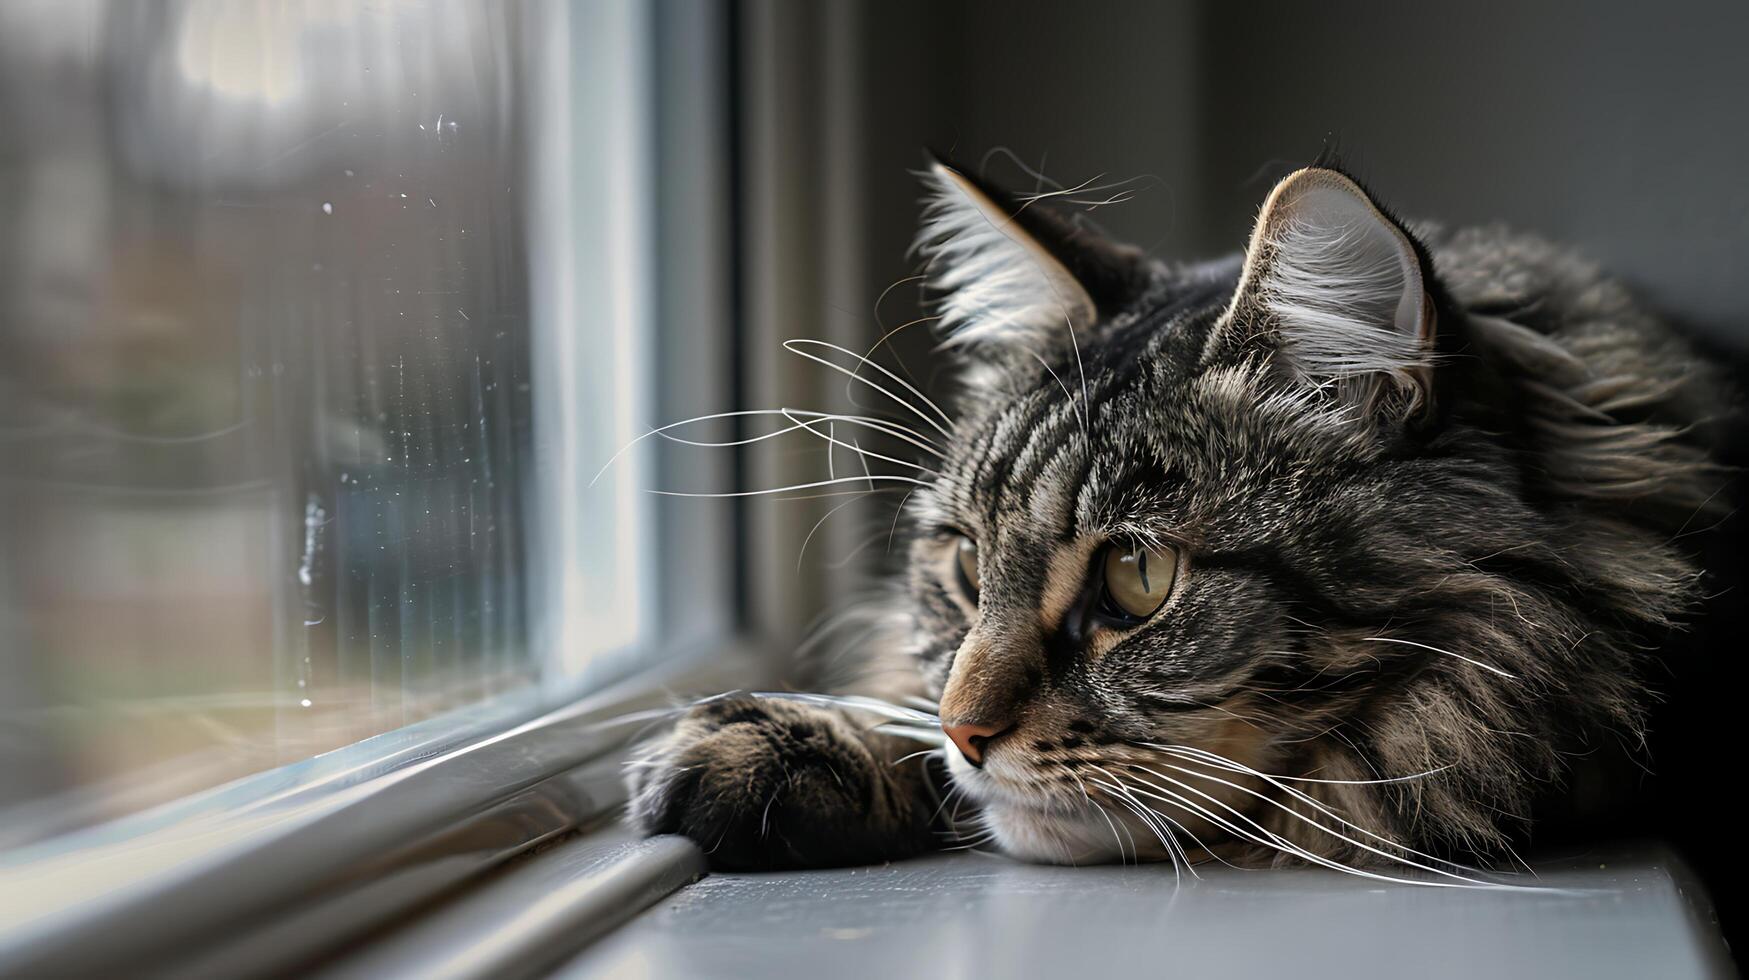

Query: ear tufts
<box><xmin>913</xmin><ymin>160</ymin><xmax>1098</xmax><ymax>351</ymax></box>
<box><xmin>1223</xmin><ymin>167</ymin><xmax>1435</xmax><ymax>417</ymax></box>
<box><xmin>1260</xmin><ymin>178</ymin><xmax>1428</xmax><ymax>377</ymax></box>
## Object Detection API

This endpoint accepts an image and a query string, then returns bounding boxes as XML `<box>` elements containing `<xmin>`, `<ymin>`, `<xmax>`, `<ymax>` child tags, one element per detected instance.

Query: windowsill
<box><xmin>314</xmin><ymin>829</ymin><xmax>706</xmax><ymax>980</ymax></box>
<box><xmin>12</xmin><ymin>633</ymin><xmax>1731</xmax><ymax>980</ymax></box>
<box><xmin>544</xmin><ymin>840</ymin><xmax>1732</xmax><ymax>980</ymax></box>
<box><xmin>0</xmin><ymin>642</ymin><xmax>772</xmax><ymax>977</ymax></box>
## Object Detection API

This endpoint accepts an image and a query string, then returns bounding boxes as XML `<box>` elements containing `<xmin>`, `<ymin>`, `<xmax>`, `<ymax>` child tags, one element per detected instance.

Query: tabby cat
<box><xmin>627</xmin><ymin>157</ymin><xmax>1731</xmax><ymax>874</ymax></box>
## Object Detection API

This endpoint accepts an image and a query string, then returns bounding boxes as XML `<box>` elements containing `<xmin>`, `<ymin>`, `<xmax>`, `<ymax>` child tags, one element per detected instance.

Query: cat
<box><xmin>626</xmin><ymin>155</ymin><xmax>1733</xmax><ymax>874</ymax></box>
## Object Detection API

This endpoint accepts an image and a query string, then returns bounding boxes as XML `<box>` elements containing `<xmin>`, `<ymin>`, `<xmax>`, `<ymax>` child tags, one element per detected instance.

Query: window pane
<box><xmin>0</xmin><ymin>0</ymin><xmax>653</xmax><ymax>847</ymax></box>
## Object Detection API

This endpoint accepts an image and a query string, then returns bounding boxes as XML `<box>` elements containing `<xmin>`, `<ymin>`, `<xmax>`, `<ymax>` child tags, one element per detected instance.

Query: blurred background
<box><xmin>1</xmin><ymin>0</ymin><xmax>1744</xmax><ymax>936</ymax></box>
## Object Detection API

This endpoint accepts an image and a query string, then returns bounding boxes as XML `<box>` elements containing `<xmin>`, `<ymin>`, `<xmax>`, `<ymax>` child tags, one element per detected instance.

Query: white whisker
<box><xmin>784</xmin><ymin>339</ymin><xmax>955</xmax><ymax>435</ymax></box>
<box><xmin>1111</xmin><ymin>768</ymin><xmax>1464</xmax><ymax>888</ymax></box>
<box><xmin>796</xmin><ymin>491</ymin><xmax>880</xmax><ymax>571</ymax></box>
<box><xmin>781</xmin><ymin>410</ymin><xmax>940</xmax><ymax>475</ymax></box>
<box><xmin>648</xmin><ymin>474</ymin><xmax>927</xmax><ymax>499</ymax></box>
<box><xmin>1143</xmin><ymin>744</ymin><xmax>1479</xmax><ymax>874</ymax></box>
<box><xmin>1126</xmin><ymin>763</ymin><xmax>1498</xmax><ymax>888</ymax></box>
<box><xmin>849</xmin><ymin>312</ymin><xmax>943</xmax><ymax>397</ymax></box>
<box><xmin>886</xmin><ymin>487</ymin><xmax>920</xmax><ymax>555</ymax></box>
<box><xmin>1361</xmin><ymin>635</ymin><xmax>1518</xmax><ymax>680</ymax></box>
<box><xmin>890</xmin><ymin>747</ymin><xmax>942</xmax><ymax>767</ymax></box>
<box><xmin>1090</xmin><ymin>766</ymin><xmax>1199</xmax><ymax>878</ymax></box>
<box><xmin>1091</xmin><ymin>770</ymin><xmax>1245</xmax><ymax>872</ymax></box>
<box><xmin>591</xmin><ymin>407</ymin><xmax>942</xmax><ymax>487</ymax></box>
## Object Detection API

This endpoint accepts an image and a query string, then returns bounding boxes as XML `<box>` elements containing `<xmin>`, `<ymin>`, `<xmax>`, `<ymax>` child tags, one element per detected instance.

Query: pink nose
<box><xmin>942</xmin><ymin>720</ymin><xmax>1013</xmax><ymax>767</ymax></box>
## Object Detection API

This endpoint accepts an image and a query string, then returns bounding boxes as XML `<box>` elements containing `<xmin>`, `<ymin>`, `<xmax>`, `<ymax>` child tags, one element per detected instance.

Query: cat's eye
<box><xmin>954</xmin><ymin>536</ymin><xmax>981</xmax><ymax>600</ymax></box>
<box><xmin>1098</xmin><ymin>543</ymin><xmax>1178</xmax><ymax>624</ymax></box>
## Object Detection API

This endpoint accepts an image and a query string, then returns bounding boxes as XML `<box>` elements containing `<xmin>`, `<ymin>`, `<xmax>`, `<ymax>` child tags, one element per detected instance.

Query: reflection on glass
<box><xmin>0</xmin><ymin>1</ymin><xmax>542</xmax><ymax>844</ymax></box>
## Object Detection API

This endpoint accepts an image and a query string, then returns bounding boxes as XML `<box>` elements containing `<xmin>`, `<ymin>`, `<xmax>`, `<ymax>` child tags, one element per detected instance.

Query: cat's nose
<box><xmin>942</xmin><ymin>719</ymin><xmax>1013</xmax><ymax>768</ymax></box>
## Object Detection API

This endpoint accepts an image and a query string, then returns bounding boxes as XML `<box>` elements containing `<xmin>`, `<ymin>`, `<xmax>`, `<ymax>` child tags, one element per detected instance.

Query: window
<box><xmin>0</xmin><ymin>0</ymin><xmax>698</xmax><ymax>859</ymax></box>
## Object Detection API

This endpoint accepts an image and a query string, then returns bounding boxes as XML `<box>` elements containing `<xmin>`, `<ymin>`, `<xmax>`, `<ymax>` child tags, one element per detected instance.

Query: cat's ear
<box><xmin>914</xmin><ymin>158</ymin><xmax>1140</xmax><ymax>363</ymax></box>
<box><xmin>1218</xmin><ymin>167</ymin><xmax>1436</xmax><ymax>417</ymax></box>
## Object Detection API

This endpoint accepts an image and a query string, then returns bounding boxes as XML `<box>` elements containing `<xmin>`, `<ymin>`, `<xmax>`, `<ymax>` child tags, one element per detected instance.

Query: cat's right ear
<box><xmin>913</xmin><ymin>157</ymin><xmax>1142</xmax><ymax>379</ymax></box>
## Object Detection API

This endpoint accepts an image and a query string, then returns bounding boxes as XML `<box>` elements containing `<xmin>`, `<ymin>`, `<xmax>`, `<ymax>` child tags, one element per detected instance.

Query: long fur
<box><xmin>914</xmin><ymin>164</ymin><xmax>1095</xmax><ymax>351</ymax></box>
<box><xmin>626</xmin><ymin>163</ymin><xmax>1734</xmax><ymax>877</ymax></box>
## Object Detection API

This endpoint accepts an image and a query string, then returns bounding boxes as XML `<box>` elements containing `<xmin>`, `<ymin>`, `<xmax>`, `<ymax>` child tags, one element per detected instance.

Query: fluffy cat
<box><xmin>626</xmin><ymin>157</ymin><xmax>1732</xmax><ymax>873</ymax></box>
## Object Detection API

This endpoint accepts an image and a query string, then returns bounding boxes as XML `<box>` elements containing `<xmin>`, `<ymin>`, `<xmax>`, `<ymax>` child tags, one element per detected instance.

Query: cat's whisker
<box><xmin>1360</xmin><ymin>635</ymin><xmax>1518</xmax><ymax>680</ymax></box>
<box><xmin>759</xmin><ymin>788</ymin><xmax>782</xmax><ymax>840</ymax></box>
<box><xmin>890</xmin><ymin>747</ymin><xmax>942</xmax><ymax>767</ymax></box>
<box><xmin>748</xmin><ymin>691</ymin><xmax>942</xmax><ymax>729</ymax></box>
<box><xmin>648</xmin><ymin>474</ymin><xmax>928</xmax><ymax>499</ymax></box>
<box><xmin>1100</xmin><ymin>770</ymin><xmax>1209</xmax><ymax>877</ymax></box>
<box><xmin>1097</xmin><ymin>769</ymin><xmax>1247</xmax><ymax>872</ymax></box>
<box><xmin>1087</xmin><ymin>765</ymin><xmax>1196</xmax><ymax>878</ymax></box>
<box><xmin>1125</xmin><ymin>761</ymin><xmax>1494</xmax><ymax>887</ymax></box>
<box><xmin>826</xmin><ymin>528</ymin><xmax>908</xmax><ymax>570</ymax></box>
<box><xmin>795</xmin><ymin>490</ymin><xmax>889</xmax><ymax>572</ymax></box>
<box><xmin>591</xmin><ymin>407</ymin><xmax>942</xmax><ymax>488</ymax></box>
<box><xmin>941</xmin><ymin>796</ymin><xmax>991</xmax><ymax>849</ymax></box>
<box><xmin>1122</xmin><ymin>768</ymin><xmax>1503</xmax><ymax>890</ymax></box>
<box><xmin>943</xmin><ymin>832</ymin><xmax>1001</xmax><ymax>852</ymax></box>
<box><xmin>1100</xmin><ymin>774</ymin><xmax>1372</xmax><ymax>884</ymax></box>
<box><xmin>590</xmin><ymin>407</ymin><xmax>800</xmax><ymax>486</ymax></box>
<box><xmin>1089</xmin><ymin>773</ymin><xmax>1274</xmax><ymax>863</ymax></box>
<box><xmin>885</xmin><ymin>487</ymin><xmax>920</xmax><ymax>555</ymax></box>
<box><xmin>783</xmin><ymin>339</ymin><xmax>955</xmax><ymax>436</ymax></box>
<box><xmin>849</xmin><ymin>312</ymin><xmax>942</xmax><ymax>396</ymax></box>
<box><xmin>1142</xmin><ymin>742</ymin><xmax>1451</xmax><ymax>787</ymax></box>
<box><xmin>928</xmin><ymin>783</ymin><xmax>966</xmax><ymax>828</ymax></box>
<box><xmin>782</xmin><ymin>408</ymin><xmax>945</xmax><ymax>458</ymax></box>
<box><xmin>825</xmin><ymin>422</ymin><xmax>835</xmax><ymax>481</ymax></box>
<box><xmin>851</xmin><ymin>437</ymin><xmax>872</xmax><ymax>491</ymax></box>
<box><xmin>1068</xmin><ymin>771</ymin><xmax>1134</xmax><ymax>865</ymax></box>
<box><xmin>781</xmin><ymin>409</ymin><xmax>941</xmax><ymax>475</ymax></box>
<box><xmin>1021</xmin><ymin>347</ymin><xmax>1088</xmax><ymax>440</ymax></box>
<box><xmin>1139</xmin><ymin>744</ymin><xmax>1478</xmax><ymax>873</ymax></box>
<box><xmin>1060</xmin><ymin>300</ymin><xmax>1091</xmax><ymax>437</ymax></box>
<box><xmin>1108</xmin><ymin>766</ymin><xmax>1396</xmax><ymax>875</ymax></box>
<box><xmin>860</xmin><ymin>282</ymin><xmax>932</xmax><ymax>390</ymax></box>
<box><xmin>1087</xmin><ymin>774</ymin><xmax>1191</xmax><ymax>881</ymax></box>
<box><xmin>1097</xmin><ymin>788</ymin><xmax>1173</xmax><ymax>872</ymax></box>
<box><xmin>1089</xmin><ymin>772</ymin><xmax>1236</xmax><ymax>873</ymax></box>
<box><xmin>651</xmin><ymin>422</ymin><xmax>809</xmax><ymax>451</ymax></box>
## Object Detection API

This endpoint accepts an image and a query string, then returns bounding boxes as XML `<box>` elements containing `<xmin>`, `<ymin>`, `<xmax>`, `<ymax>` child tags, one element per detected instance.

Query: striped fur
<box><xmin>629</xmin><ymin>164</ymin><xmax>1733</xmax><ymax>873</ymax></box>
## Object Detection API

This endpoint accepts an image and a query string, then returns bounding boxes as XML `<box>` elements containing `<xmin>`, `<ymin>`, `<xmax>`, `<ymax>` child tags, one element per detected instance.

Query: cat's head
<box><xmin>899</xmin><ymin>159</ymin><xmax>1659</xmax><ymax>866</ymax></box>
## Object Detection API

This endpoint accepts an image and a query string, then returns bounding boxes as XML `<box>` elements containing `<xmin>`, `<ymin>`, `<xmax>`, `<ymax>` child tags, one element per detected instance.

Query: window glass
<box><xmin>0</xmin><ymin>0</ymin><xmax>654</xmax><ymax>847</ymax></box>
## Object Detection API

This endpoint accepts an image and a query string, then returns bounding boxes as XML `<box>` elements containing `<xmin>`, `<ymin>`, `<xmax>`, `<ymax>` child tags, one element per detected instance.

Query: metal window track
<box><xmin>314</xmin><ymin>831</ymin><xmax>706</xmax><ymax>980</ymax></box>
<box><xmin>0</xmin><ymin>647</ymin><xmax>763</xmax><ymax>978</ymax></box>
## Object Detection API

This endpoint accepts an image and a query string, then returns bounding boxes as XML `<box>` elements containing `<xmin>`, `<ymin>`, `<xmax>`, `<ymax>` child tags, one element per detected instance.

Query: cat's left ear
<box><xmin>914</xmin><ymin>158</ymin><xmax>1143</xmax><ymax>366</ymax></box>
<box><xmin>1218</xmin><ymin>167</ymin><xmax>1436</xmax><ymax>418</ymax></box>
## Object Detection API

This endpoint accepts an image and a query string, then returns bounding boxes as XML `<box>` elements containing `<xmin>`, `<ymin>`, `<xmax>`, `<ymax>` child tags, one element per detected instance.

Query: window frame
<box><xmin>0</xmin><ymin>1</ymin><xmax>758</xmax><ymax>974</ymax></box>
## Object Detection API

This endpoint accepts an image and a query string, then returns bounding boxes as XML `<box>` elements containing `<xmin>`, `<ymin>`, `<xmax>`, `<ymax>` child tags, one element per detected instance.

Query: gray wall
<box><xmin>1199</xmin><ymin>1</ymin><xmax>1749</xmax><ymax>346</ymax></box>
<box><xmin>845</xmin><ymin>0</ymin><xmax>1749</xmax><ymax>348</ymax></box>
<box><xmin>742</xmin><ymin>0</ymin><xmax>1749</xmax><ymax>645</ymax></box>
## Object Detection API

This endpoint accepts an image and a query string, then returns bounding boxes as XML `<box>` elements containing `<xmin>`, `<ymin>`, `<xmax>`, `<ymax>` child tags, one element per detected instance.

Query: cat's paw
<box><xmin>626</xmin><ymin>695</ymin><xmax>933</xmax><ymax>869</ymax></box>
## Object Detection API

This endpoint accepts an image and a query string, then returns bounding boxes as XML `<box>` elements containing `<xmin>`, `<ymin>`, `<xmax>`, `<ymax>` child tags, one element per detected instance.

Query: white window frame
<box><xmin>0</xmin><ymin>2</ymin><xmax>755</xmax><ymax>974</ymax></box>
